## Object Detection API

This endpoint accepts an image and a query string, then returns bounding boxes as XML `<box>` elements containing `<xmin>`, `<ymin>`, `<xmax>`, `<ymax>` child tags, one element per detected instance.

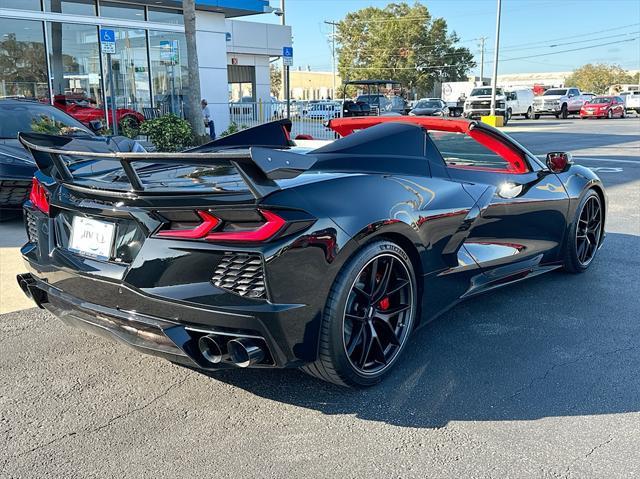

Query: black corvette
<box><xmin>16</xmin><ymin>117</ymin><xmax>606</xmax><ymax>387</ymax></box>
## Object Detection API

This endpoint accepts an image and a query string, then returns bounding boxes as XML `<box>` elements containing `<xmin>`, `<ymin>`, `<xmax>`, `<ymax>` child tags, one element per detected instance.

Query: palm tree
<box><xmin>183</xmin><ymin>0</ymin><xmax>206</xmax><ymax>139</ymax></box>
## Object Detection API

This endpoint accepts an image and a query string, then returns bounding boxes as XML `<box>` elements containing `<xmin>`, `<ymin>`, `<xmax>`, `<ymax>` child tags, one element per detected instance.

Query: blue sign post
<box><xmin>282</xmin><ymin>46</ymin><xmax>293</xmax><ymax>66</ymax></box>
<box><xmin>100</xmin><ymin>29</ymin><xmax>117</xmax><ymax>134</ymax></box>
<box><xmin>282</xmin><ymin>47</ymin><xmax>293</xmax><ymax>118</ymax></box>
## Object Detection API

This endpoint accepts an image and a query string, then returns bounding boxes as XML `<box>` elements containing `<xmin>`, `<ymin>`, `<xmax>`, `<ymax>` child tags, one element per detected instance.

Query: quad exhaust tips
<box><xmin>196</xmin><ymin>334</ymin><xmax>266</xmax><ymax>368</ymax></box>
<box><xmin>227</xmin><ymin>338</ymin><xmax>265</xmax><ymax>368</ymax></box>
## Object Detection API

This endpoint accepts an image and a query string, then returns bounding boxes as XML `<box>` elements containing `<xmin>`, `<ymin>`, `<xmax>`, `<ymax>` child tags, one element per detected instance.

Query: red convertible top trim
<box><xmin>327</xmin><ymin>117</ymin><xmax>528</xmax><ymax>174</ymax></box>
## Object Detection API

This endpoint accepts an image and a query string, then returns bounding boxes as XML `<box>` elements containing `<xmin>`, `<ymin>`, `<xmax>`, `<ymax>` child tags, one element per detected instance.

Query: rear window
<box><xmin>0</xmin><ymin>103</ymin><xmax>92</xmax><ymax>139</ymax></box>
<box><xmin>428</xmin><ymin>131</ymin><xmax>510</xmax><ymax>171</ymax></box>
<box><xmin>543</xmin><ymin>89</ymin><xmax>567</xmax><ymax>96</ymax></box>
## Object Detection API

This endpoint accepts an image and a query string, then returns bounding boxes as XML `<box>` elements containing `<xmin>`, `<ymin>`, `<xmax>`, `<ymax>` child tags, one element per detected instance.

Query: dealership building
<box><xmin>0</xmin><ymin>0</ymin><xmax>291</xmax><ymax>131</ymax></box>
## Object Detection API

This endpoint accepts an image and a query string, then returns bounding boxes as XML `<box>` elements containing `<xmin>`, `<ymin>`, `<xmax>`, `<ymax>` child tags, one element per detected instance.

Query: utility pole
<box><xmin>324</xmin><ymin>20</ymin><xmax>338</xmax><ymax>99</ymax></box>
<box><xmin>489</xmin><ymin>0</ymin><xmax>502</xmax><ymax>117</ymax></box>
<box><xmin>479</xmin><ymin>36</ymin><xmax>486</xmax><ymax>83</ymax></box>
<box><xmin>279</xmin><ymin>0</ymin><xmax>291</xmax><ymax>118</ymax></box>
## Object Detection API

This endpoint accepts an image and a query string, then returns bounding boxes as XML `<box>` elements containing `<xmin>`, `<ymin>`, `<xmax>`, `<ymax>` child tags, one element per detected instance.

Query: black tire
<box><xmin>534</xmin><ymin>113</ymin><xmax>540</xmax><ymax>120</ymax></box>
<box><xmin>302</xmin><ymin>240</ymin><xmax>418</xmax><ymax>387</ymax></box>
<box><xmin>524</xmin><ymin>107</ymin><xmax>532</xmax><ymax>119</ymax></box>
<box><xmin>563</xmin><ymin>190</ymin><xmax>603</xmax><ymax>273</ymax></box>
<box><xmin>504</xmin><ymin>109</ymin><xmax>511</xmax><ymax>125</ymax></box>
<box><xmin>560</xmin><ymin>104</ymin><xmax>568</xmax><ymax>119</ymax></box>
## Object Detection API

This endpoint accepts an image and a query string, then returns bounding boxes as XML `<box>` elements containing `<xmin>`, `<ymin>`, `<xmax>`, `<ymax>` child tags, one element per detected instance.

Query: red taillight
<box><xmin>157</xmin><ymin>211</ymin><xmax>220</xmax><ymax>239</ymax></box>
<box><xmin>157</xmin><ymin>209</ymin><xmax>285</xmax><ymax>243</ymax></box>
<box><xmin>29</xmin><ymin>177</ymin><xmax>50</xmax><ymax>214</ymax></box>
<box><xmin>205</xmin><ymin>210</ymin><xmax>286</xmax><ymax>242</ymax></box>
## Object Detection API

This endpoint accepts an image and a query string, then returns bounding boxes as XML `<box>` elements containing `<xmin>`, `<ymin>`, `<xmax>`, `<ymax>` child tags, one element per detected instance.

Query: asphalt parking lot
<box><xmin>1</xmin><ymin>117</ymin><xmax>639</xmax><ymax>478</ymax></box>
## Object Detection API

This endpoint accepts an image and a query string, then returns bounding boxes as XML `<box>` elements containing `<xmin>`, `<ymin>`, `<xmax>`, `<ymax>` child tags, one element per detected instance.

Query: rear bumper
<box><xmin>18</xmin><ymin>269</ymin><xmax>309</xmax><ymax>370</ymax></box>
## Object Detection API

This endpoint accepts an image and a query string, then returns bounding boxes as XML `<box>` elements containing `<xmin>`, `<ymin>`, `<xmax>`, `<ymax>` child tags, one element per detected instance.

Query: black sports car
<box><xmin>0</xmin><ymin>99</ymin><xmax>100</xmax><ymax>219</ymax></box>
<box><xmin>16</xmin><ymin>117</ymin><xmax>606</xmax><ymax>387</ymax></box>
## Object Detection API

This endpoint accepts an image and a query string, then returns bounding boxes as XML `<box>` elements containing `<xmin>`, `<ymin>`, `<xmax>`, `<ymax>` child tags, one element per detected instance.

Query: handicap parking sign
<box><xmin>282</xmin><ymin>46</ymin><xmax>293</xmax><ymax>66</ymax></box>
<box><xmin>100</xmin><ymin>29</ymin><xmax>116</xmax><ymax>54</ymax></box>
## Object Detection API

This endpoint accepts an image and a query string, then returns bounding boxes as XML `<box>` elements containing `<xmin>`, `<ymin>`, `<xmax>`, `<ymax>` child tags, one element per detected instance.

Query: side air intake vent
<box><xmin>211</xmin><ymin>253</ymin><xmax>266</xmax><ymax>299</ymax></box>
<box><xmin>26</xmin><ymin>210</ymin><xmax>39</xmax><ymax>243</ymax></box>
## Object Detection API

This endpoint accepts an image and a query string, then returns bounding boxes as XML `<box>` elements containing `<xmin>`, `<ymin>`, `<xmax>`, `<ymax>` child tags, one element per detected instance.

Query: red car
<box><xmin>53</xmin><ymin>94</ymin><xmax>145</xmax><ymax>130</ymax></box>
<box><xmin>579</xmin><ymin>95</ymin><xmax>626</xmax><ymax>119</ymax></box>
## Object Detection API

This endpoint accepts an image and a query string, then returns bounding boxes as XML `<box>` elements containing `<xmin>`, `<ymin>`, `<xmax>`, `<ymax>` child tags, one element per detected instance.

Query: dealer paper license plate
<box><xmin>69</xmin><ymin>216</ymin><xmax>115</xmax><ymax>260</ymax></box>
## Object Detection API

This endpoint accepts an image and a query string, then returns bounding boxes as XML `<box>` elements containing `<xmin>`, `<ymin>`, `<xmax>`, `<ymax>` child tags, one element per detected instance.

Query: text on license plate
<box><xmin>69</xmin><ymin>216</ymin><xmax>115</xmax><ymax>260</ymax></box>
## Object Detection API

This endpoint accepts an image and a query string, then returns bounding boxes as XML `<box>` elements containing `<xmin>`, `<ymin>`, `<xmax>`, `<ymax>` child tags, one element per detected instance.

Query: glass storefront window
<box><xmin>149</xmin><ymin>30</ymin><xmax>188</xmax><ymax>118</ymax></box>
<box><xmin>47</xmin><ymin>22</ymin><xmax>104</xmax><ymax>123</ymax></box>
<box><xmin>102</xmin><ymin>27</ymin><xmax>151</xmax><ymax>122</ymax></box>
<box><xmin>99</xmin><ymin>1</ymin><xmax>145</xmax><ymax>21</ymax></box>
<box><xmin>0</xmin><ymin>0</ymin><xmax>41</xmax><ymax>10</ymax></box>
<box><xmin>147</xmin><ymin>7</ymin><xmax>183</xmax><ymax>25</ymax></box>
<box><xmin>44</xmin><ymin>0</ymin><xmax>97</xmax><ymax>16</ymax></box>
<box><xmin>0</xmin><ymin>18</ymin><xmax>49</xmax><ymax>101</ymax></box>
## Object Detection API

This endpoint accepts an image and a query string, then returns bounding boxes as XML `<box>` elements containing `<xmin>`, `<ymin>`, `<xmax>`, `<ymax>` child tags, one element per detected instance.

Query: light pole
<box><xmin>489</xmin><ymin>0</ymin><xmax>501</xmax><ymax>117</ymax></box>
<box><xmin>479</xmin><ymin>36</ymin><xmax>486</xmax><ymax>83</ymax></box>
<box><xmin>324</xmin><ymin>20</ymin><xmax>338</xmax><ymax>99</ymax></box>
<box><xmin>279</xmin><ymin>0</ymin><xmax>291</xmax><ymax>118</ymax></box>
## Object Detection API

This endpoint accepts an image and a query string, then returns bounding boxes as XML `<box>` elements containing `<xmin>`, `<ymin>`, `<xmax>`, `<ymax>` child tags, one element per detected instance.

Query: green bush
<box><xmin>119</xmin><ymin>116</ymin><xmax>141</xmax><ymax>139</ymax></box>
<box><xmin>219</xmin><ymin>121</ymin><xmax>249</xmax><ymax>138</ymax></box>
<box><xmin>139</xmin><ymin>114</ymin><xmax>193</xmax><ymax>152</ymax></box>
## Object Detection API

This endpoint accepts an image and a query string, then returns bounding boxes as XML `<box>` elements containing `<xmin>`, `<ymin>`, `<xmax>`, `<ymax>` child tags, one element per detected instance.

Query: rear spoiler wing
<box><xmin>18</xmin><ymin>131</ymin><xmax>316</xmax><ymax>200</ymax></box>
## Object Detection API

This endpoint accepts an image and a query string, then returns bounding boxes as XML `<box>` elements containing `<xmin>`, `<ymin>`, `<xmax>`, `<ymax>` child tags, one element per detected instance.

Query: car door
<box><xmin>428</xmin><ymin>130</ymin><xmax>569</xmax><ymax>275</ymax></box>
<box><xmin>568</xmin><ymin>89</ymin><xmax>583</xmax><ymax>111</ymax></box>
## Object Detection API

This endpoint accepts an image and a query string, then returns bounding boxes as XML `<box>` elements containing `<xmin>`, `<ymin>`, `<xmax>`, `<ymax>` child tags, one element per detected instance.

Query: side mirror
<box><xmin>88</xmin><ymin>120</ymin><xmax>103</xmax><ymax>132</ymax></box>
<box><xmin>546</xmin><ymin>152</ymin><xmax>573</xmax><ymax>173</ymax></box>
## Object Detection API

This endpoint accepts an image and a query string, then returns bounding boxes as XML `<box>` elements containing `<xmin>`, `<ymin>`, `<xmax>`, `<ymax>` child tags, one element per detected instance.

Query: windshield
<box><xmin>356</xmin><ymin>95</ymin><xmax>383</xmax><ymax>104</ymax></box>
<box><xmin>415</xmin><ymin>100</ymin><xmax>441</xmax><ymax>108</ymax></box>
<box><xmin>470</xmin><ymin>87</ymin><xmax>502</xmax><ymax>96</ymax></box>
<box><xmin>0</xmin><ymin>102</ymin><xmax>93</xmax><ymax>139</ymax></box>
<box><xmin>543</xmin><ymin>89</ymin><xmax>567</xmax><ymax>96</ymax></box>
<box><xmin>589</xmin><ymin>97</ymin><xmax>612</xmax><ymax>104</ymax></box>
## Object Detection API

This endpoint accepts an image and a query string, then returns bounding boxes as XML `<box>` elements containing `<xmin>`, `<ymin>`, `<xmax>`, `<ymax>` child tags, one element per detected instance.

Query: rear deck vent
<box><xmin>212</xmin><ymin>253</ymin><xmax>266</xmax><ymax>299</ymax></box>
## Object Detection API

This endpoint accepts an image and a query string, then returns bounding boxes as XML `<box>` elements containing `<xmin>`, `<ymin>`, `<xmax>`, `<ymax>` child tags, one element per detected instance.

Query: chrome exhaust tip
<box><xmin>198</xmin><ymin>334</ymin><xmax>223</xmax><ymax>365</ymax></box>
<box><xmin>227</xmin><ymin>338</ymin><xmax>265</xmax><ymax>368</ymax></box>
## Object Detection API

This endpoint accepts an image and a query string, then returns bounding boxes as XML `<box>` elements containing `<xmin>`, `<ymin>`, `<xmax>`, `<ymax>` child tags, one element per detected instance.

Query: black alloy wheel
<box><xmin>342</xmin><ymin>253</ymin><xmax>414</xmax><ymax>375</ymax></box>
<box><xmin>575</xmin><ymin>195</ymin><xmax>602</xmax><ymax>267</ymax></box>
<box><xmin>303</xmin><ymin>241</ymin><xmax>417</xmax><ymax>387</ymax></box>
<box><xmin>563</xmin><ymin>190</ymin><xmax>603</xmax><ymax>273</ymax></box>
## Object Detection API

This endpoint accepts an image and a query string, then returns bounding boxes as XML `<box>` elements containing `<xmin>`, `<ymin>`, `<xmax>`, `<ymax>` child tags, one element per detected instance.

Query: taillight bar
<box><xmin>157</xmin><ymin>211</ymin><xmax>220</xmax><ymax>239</ymax></box>
<box><xmin>156</xmin><ymin>209</ymin><xmax>286</xmax><ymax>243</ymax></box>
<box><xmin>29</xmin><ymin>177</ymin><xmax>50</xmax><ymax>214</ymax></box>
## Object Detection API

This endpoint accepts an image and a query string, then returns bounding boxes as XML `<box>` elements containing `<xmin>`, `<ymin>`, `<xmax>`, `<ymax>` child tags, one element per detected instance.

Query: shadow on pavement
<box><xmin>202</xmin><ymin>232</ymin><xmax>640</xmax><ymax>428</ymax></box>
<box><xmin>0</xmin><ymin>217</ymin><xmax>26</xmax><ymax>248</ymax></box>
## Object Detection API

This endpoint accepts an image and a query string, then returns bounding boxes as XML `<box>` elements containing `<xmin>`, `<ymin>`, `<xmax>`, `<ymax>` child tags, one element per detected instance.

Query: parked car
<box><xmin>620</xmin><ymin>90</ymin><xmax>640</xmax><ymax>114</ymax></box>
<box><xmin>505</xmin><ymin>89</ymin><xmax>534</xmax><ymax>120</ymax></box>
<box><xmin>17</xmin><ymin>117</ymin><xmax>606</xmax><ymax>387</ymax></box>
<box><xmin>532</xmin><ymin>87</ymin><xmax>588</xmax><ymax>119</ymax></box>
<box><xmin>409</xmin><ymin>98</ymin><xmax>449</xmax><ymax>116</ymax></box>
<box><xmin>305</xmin><ymin>101</ymin><xmax>341</xmax><ymax>120</ymax></box>
<box><xmin>0</xmin><ymin>99</ymin><xmax>95</xmax><ymax>219</ymax></box>
<box><xmin>579</xmin><ymin>96</ymin><xmax>626</xmax><ymax>119</ymax></box>
<box><xmin>53</xmin><ymin>94</ymin><xmax>145</xmax><ymax>130</ymax></box>
<box><xmin>463</xmin><ymin>87</ymin><xmax>508</xmax><ymax>124</ymax></box>
<box><xmin>0</xmin><ymin>99</ymin><xmax>142</xmax><ymax>220</ymax></box>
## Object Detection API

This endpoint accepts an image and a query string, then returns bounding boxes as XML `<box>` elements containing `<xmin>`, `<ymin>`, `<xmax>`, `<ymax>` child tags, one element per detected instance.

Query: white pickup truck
<box><xmin>532</xmin><ymin>87</ymin><xmax>589</xmax><ymax>119</ymax></box>
<box><xmin>620</xmin><ymin>91</ymin><xmax>640</xmax><ymax>114</ymax></box>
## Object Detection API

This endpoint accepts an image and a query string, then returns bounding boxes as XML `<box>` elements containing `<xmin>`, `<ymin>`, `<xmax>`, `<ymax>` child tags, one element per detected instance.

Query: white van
<box><xmin>505</xmin><ymin>89</ymin><xmax>534</xmax><ymax>120</ymax></box>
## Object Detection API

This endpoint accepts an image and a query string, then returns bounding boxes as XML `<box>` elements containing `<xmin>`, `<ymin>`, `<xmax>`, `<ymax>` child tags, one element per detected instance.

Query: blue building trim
<box><xmin>193</xmin><ymin>0</ymin><xmax>272</xmax><ymax>17</ymax></box>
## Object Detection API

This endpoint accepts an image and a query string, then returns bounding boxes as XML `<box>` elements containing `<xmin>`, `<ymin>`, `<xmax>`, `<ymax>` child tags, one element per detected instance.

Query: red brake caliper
<box><xmin>378</xmin><ymin>297</ymin><xmax>390</xmax><ymax>311</ymax></box>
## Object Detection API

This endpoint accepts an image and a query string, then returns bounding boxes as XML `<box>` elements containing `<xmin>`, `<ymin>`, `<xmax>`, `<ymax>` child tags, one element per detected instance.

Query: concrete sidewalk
<box><xmin>0</xmin><ymin>219</ymin><xmax>31</xmax><ymax>314</ymax></box>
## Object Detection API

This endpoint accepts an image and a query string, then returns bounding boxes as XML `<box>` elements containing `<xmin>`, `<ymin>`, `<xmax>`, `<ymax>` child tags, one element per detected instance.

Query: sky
<box><xmin>248</xmin><ymin>0</ymin><xmax>640</xmax><ymax>76</ymax></box>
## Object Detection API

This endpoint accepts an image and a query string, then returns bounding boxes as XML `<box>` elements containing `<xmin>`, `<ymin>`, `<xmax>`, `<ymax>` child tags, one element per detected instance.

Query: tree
<box><xmin>336</xmin><ymin>2</ymin><xmax>475</xmax><ymax>97</ymax></box>
<box><xmin>182</xmin><ymin>0</ymin><xmax>206</xmax><ymax>140</ymax></box>
<box><xmin>564</xmin><ymin>63</ymin><xmax>636</xmax><ymax>94</ymax></box>
<box><xmin>270</xmin><ymin>64</ymin><xmax>283</xmax><ymax>98</ymax></box>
